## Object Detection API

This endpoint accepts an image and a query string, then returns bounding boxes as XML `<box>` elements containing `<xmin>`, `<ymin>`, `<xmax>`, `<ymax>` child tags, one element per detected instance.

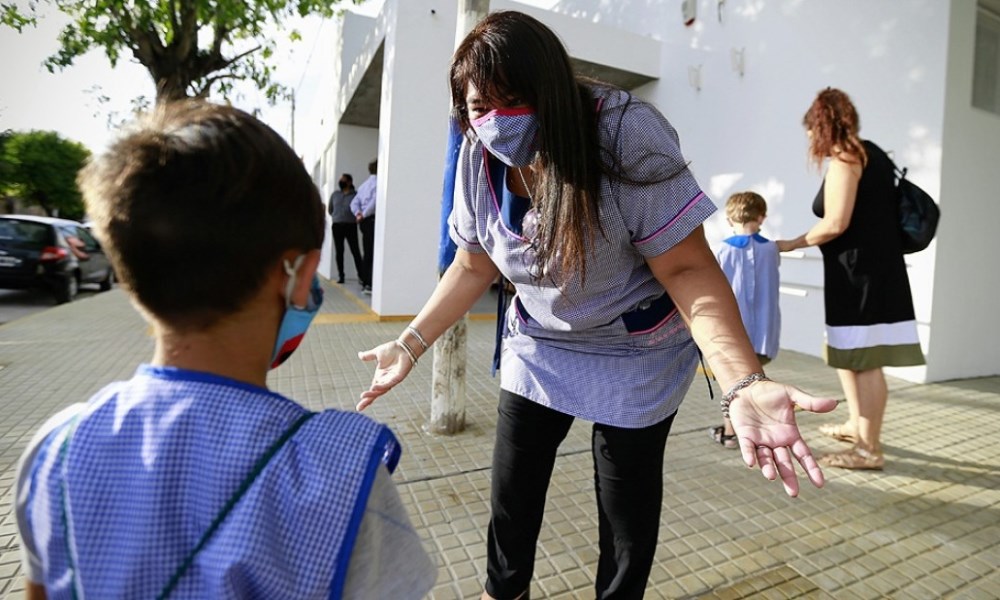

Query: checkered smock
<box><xmin>450</xmin><ymin>88</ymin><xmax>717</xmax><ymax>428</ymax></box>
<box><xmin>16</xmin><ymin>365</ymin><xmax>413</xmax><ymax>599</ymax></box>
<box><xmin>716</xmin><ymin>234</ymin><xmax>781</xmax><ymax>360</ymax></box>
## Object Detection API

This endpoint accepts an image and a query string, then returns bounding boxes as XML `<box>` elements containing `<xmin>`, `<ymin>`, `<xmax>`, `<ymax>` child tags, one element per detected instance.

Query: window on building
<box><xmin>974</xmin><ymin>0</ymin><xmax>1000</xmax><ymax>115</ymax></box>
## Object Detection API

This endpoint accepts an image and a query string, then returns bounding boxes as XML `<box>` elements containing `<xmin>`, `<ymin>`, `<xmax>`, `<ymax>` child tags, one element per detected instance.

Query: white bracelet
<box><xmin>721</xmin><ymin>372</ymin><xmax>769</xmax><ymax>418</ymax></box>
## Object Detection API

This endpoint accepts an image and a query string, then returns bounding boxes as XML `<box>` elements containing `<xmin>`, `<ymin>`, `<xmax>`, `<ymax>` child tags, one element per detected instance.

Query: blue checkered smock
<box><xmin>19</xmin><ymin>365</ymin><xmax>400</xmax><ymax>599</ymax></box>
<box><xmin>716</xmin><ymin>234</ymin><xmax>781</xmax><ymax>360</ymax></box>
<box><xmin>450</xmin><ymin>88</ymin><xmax>717</xmax><ymax>428</ymax></box>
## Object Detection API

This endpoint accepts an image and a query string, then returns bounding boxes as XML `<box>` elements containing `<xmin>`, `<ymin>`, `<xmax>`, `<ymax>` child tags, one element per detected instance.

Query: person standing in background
<box><xmin>352</xmin><ymin>159</ymin><xmax>378</xmax><ymax>295</ymax></box>
<box><xmin>778</xmin><ymin>87</ymin><xmax>925</xmax><ymax>471</ymax></box>
<box><xmin>328</xmin><ymin>173</ymin><xmax>366</xmax><ymax>285</ymax></box>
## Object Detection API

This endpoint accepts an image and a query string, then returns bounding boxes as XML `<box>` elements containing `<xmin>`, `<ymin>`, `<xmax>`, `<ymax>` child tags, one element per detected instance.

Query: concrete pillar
<box><xmin>369</xmin><ymin>0</ymin><xmax>459</xmax><ymax>316</ymax></box>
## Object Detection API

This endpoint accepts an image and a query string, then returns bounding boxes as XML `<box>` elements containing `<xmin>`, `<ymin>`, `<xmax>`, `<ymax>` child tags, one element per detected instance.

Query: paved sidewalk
<box><xmin>1</xmin><ymin>282</ymin><xmax>998</xmax><ymax>599</ymax></box>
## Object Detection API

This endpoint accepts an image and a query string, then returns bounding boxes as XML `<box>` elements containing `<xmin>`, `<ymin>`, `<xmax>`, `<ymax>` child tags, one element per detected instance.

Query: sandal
<box><xmin>818</xmin><ymin>422</ymin><xmax>857</xmax><ymax>444</ymax></box>
<box><xmin>709</xmin><ymin>426</ymin><xmax>738</xmax><ymax>449</ymax></box>
<box><xmin>818</xmin><ymin>447</ymin><xmax>884</xmax><ymax>470</ymax></box>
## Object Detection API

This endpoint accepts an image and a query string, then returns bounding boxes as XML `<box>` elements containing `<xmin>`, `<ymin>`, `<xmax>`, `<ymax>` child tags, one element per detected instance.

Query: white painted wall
<box><xmin>370</xmin><ymin>0</ymin><xmax>459</xmax><ymax>315</ymax></box>
<box><xmin>295</xmin><ymin>0</ymin><xmax>996</xmax><ymax>380</ymax></box>
<box><xmin>931</xmin><ymin>1</ymin><xmax>1000</xmax><ymax>379</ymax></box>
<box><xmin>531</xmin><ymin>0</ymin><xmax>952</xmax><ymax>381</ymax></box>
<box><xmin>293</xmin><ymin>17</ymin><xmax>341</xmax><ymax>180</ymax></box>
<box><xmin>493</xmin><ymin>0</ymin><xmax>660</xmax><ymax>79</ymax></box>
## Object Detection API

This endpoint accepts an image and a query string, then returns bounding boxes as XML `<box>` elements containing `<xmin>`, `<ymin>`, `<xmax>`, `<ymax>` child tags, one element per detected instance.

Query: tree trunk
<box><xmin>427</xmin><ymin>0</ymin><xmax>491</xmax><ymax>436</ymax></box>
<box><xmin>428</xmin><ymin>316</ymin><xmax>468</xmax><ymax>435</ymax></box>
<box><xmin>32</xmin><ymin>192</ymin><xmax>53</xmax><ymax>217</ymax></box>
<box><xmin>155</xmin><ymin>75</ymin><xmax>192</xmax><ymax>104</ymax></box>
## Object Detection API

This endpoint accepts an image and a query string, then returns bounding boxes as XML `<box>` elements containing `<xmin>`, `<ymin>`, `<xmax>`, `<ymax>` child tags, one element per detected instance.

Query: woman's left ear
<box><xmin>288</xmin><ymin>249</ymin><xmax>321</xmax><ymax>307</ymax></box>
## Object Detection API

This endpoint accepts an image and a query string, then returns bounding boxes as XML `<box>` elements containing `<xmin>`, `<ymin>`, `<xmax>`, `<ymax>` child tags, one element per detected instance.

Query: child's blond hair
<box><xmin>725</xmin><ymin>191</ymin><xmax>767</xmax><ymax>224</ymax></box>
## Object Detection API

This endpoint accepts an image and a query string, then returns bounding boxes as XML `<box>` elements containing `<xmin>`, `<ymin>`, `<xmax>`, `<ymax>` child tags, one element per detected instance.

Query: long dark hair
<box><xmin>803</xmin><ymin>87</ymin><xmax>867</xmax><ymax>168</ymax></box>
<box><xmin>450</xmin><ymin>11</ymin><xmax>602</xmax><ymax>286</ymax></box>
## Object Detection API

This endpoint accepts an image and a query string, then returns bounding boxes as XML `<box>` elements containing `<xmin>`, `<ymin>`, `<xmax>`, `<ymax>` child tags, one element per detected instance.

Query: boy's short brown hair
<box><xmin>725</xmin><ymin>191</ymin><xmax>768</xmax><ymax>224</ymax></box>
<box><xmin>78</xmin><ymin>101</ymin><xmax>324</xmax><ymax>329</ymax></box>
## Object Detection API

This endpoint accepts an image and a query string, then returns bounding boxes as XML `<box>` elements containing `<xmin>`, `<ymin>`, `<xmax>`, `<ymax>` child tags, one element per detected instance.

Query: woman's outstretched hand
<box><xmin>357</xmin><ymin>341</ymin><xmax>413</xmax><ymax>411</ymax></box>
<box><xmin>728</xmin><ymin>380</ymin><xmax>838</xmax><ymax>497</ymax></box>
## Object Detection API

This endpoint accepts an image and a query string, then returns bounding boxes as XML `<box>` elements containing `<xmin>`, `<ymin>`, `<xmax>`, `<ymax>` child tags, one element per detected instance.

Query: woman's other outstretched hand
<box><xmin>728</xmin><ymin>380</ymin><xmax>838</xmax><ymax>497</ymax></box>
<box><xmin>357</xmin><ymin>341</ymin><xmax>413</xmax><ymax>411</ymax></box>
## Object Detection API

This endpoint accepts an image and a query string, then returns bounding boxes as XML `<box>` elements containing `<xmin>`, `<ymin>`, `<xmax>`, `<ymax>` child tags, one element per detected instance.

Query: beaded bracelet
<box><xmin>395</xmin><ymin>338</ymin><xmax>418</xmax><ymax>367</ymax></box>
<box><xmin>405</xmin><ymin>325</ymin><xmax>430</xmax><ymax>351</ymax></box>
<box><xmin>721</xmin><ymin>372</ymin><xmax>769</xmax><ymax>418</ymax></box>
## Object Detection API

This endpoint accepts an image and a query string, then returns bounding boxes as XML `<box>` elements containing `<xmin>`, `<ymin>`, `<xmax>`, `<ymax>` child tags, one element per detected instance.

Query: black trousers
<box><xmin>485</xmin><ymin>390</ymin><xmax>675</xmax><ymax>600</ymax></box>
<box><xmin>330</xmin><ymin>222</ymin><xmax>365</xmax><ymax>284</ymax></box>
<box><xmin>358</xmin><ymin>215</ymin><xmax>375</xmax><ymax>287</ymax></box>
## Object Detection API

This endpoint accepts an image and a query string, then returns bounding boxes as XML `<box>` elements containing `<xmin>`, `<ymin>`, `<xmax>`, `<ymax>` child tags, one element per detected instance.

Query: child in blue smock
<box><xmin>711</xmin><ymin>191</ymin><xmax>782</xmax><ymax>448</ymax></box>
<box><xmin>14</xmin><ymin>101</ymin><xmax>435</xmax><ymax>599</ymax></box>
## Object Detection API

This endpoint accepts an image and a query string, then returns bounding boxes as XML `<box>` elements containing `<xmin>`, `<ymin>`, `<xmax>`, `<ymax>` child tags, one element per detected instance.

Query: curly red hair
<box><xmin>803</xmin><ymin>87</ymin><xmax>867</xmax><ymax>168</ymax></box>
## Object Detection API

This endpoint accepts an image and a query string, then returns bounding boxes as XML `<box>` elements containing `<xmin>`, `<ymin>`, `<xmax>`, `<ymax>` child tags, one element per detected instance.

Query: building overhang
<box><xmin>338</xmin><ymin>2</ymin><xmax>660</xmax><ymax>128</ymax></box>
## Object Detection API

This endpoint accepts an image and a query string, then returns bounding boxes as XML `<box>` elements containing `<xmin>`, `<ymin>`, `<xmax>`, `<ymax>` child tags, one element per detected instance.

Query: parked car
<box><xmin>0</xmin><ymin>215</ymin><xmax>115</xmax><ymax>303</ymax></box>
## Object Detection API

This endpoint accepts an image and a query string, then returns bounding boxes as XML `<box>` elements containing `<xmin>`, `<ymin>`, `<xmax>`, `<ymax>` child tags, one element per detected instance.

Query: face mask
<box><xmin>339</xmin><ymin>180</ymin><xmax>349</xmax><ymax>190</ymax></box>
<box><xmin>270</xmin><ymin>256</ymin><xmax>324</xmax><ymax>369</ymax></box>
<box><xmin>470</xmin><ymin>107</ymin><xmax>539</xmax><ymax>167</ymax></box>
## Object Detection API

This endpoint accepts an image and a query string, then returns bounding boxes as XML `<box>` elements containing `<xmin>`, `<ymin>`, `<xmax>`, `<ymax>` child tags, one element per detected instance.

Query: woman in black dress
<box><xmin>778</xmin><ymin>88</ymin><xmax>924</xmax><ymax>470</ymax></box>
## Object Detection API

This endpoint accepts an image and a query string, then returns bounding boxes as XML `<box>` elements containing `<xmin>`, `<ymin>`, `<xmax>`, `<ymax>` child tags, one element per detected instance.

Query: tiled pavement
<box><xmin>1</xmin><ymin>281</ymin><xmax>998</xmax><ymax>599</ymax></box>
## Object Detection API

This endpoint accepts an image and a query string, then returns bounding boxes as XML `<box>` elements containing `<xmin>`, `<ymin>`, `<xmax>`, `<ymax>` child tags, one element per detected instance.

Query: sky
<box><xmin>0</xmin><ymin>3</ymin><xmax>379</xmax><ymax>153</ymax></box>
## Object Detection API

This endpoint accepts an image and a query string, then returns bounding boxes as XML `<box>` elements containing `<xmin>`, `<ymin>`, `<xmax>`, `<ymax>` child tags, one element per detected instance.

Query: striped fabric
<box><xmin>450</xmin><ymin>87</ymin><xmax>716</xmax><ymax>428</ymax></box>
<box><xmin>824</xmin><ymin>321</ymin><xmax>925</xmax><ymax>370</ymax></box>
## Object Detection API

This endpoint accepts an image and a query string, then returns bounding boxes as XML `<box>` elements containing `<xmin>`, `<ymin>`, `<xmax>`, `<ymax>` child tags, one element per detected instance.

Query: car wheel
<box><xmin>99</xmin><ymin>268</ymin><xmax>115</xmax><ymax>291</ymax></box>
<box><xmin>55</xmin><ymin>273</ymin><xmax>79</xmax><ymax>304</ymax></box>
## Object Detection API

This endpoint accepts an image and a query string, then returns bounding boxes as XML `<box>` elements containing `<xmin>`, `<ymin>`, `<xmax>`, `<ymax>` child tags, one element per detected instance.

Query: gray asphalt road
<box><xmin>0</xmin><ymin>286</ymin><xmax>101</xmax><ymax>326</ymax></box>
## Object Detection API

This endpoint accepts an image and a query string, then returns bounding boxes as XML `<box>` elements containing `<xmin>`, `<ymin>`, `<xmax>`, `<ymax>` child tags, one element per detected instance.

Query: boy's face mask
<box><xmin>470</xmin><ymin>107</ymin><xmax>539</xmax><ymax>167</ymax></box>
<box><xmin>270</xmin><ymin>256</ymin><xmax>324</xmax><ymax>369</ymax></box>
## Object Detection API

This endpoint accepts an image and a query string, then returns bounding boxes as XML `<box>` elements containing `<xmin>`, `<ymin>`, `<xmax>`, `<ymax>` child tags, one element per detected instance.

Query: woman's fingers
<box><xmin>732</xmin><ymin>381</ymin><xmax>831</xmax><ymax>496</ymax></box>
<box><xmin>772</xmin><ymin>446</ymin><xmax>800</xmax><ymax>497</ymax></box>
<box><xmin>357</xmin><ymin>342</ymin><xmax>413</xmax><ymax>411</ymax></box>
<box><xmin>755</xmin><ymin>446</ymin><xmax>777</xmax><ymax>481</ymax></box>
<box><xmin>356</xmin><ymin>393</ymin><xmax>379</xmax><ymax>412</ymax></box>
<box><xmin>792</xmin><ymin>438</ymin><xmax>825</xmax><ymax>488</ymax></box>
<box><xmin>739</xmin><ymin>437</ymin><xmax>757</xmax><ymax>469</ymax></box>
<box><xmin>787</xmin><ymin>386</ymin><xmax>838</xmax><ymax>414</ymax></box>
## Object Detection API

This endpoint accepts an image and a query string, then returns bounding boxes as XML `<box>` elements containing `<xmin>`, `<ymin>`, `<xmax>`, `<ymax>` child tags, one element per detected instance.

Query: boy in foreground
<box><xmin>14</xmin><ymin>101</ymin><xmax>435</xmax><ymax>599</ymax></box>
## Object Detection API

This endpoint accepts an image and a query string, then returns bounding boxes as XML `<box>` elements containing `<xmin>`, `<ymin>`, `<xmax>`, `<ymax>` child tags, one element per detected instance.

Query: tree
<box><xmin>2</xmin><ymin>131</ymin><xmax>90</xmax><ymax>219</ymax></box>
<box><xmin>2</xmin><ymin>0</ymin><xmax>362</xmax><ymax>104</ymax></box>
<box><xmin>0</xmin><ymin>129</ymin><xmax>15</xmax><ymax>213</ymax></box>
<box><xmin>0</xmin><ymin>129</ymin><xmax>13</xmax><ymax>190</ymax></box>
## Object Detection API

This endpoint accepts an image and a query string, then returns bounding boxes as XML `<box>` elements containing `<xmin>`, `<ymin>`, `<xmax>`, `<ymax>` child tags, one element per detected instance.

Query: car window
<box><xmin>74</xmin><ymin>227</ymin><xmax>101</xmax><ymax>251</ymax></box>
<box><xmin>0</xmin><ymin>220</ymin><xmax>54</xmax><ymax>248</ymax></box>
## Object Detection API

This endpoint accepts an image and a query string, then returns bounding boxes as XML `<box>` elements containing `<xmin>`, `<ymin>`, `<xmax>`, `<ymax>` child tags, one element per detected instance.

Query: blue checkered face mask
<box><xmin>470</xmin><ymin>107</ymin><xmax>539</xmax><ymax>167</ymax></box>
<box><xmin>270</xmin><ymin>256</ymin><xmax>324</xmax><ymax>369</ymax></box>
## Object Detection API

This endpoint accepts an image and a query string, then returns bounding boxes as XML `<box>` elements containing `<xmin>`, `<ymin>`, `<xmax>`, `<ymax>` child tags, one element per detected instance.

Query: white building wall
<box><xmin>370</xmin><ymin>0</ymin><xmax>459</xmax><ymax>315</ymax></box>
<box><xmin>932</xmin><ymin>1</ymin><xmax>1000</xmax><ymax>379</ymax></box>
<box><xmin>528</xmin><ymin>0</ymin><xmax>953</xmax><ymax>381</ymax></box>
<box><xmin>493</xmin><ymin>0</ymin><xmax>659</xmax><ymax>79</ymax></box>
<box><xmin>295</xmin><ymin>0</ymin><xmax>996</xmax><ymax>380</ymax></box>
